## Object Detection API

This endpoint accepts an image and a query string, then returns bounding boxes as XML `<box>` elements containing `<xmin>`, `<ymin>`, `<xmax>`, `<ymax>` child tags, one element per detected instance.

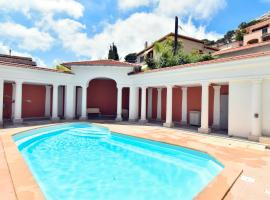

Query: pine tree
<box><xmin>112</xmin><ymin>43</ymin><xmax>119</xmax><ymax>60</ymax></box>
<box><xmin>108</xmin><ymin>43</ymin><xmax>119</xmax><ymax>60</ymax></box>
<box><xmin>108</xmin><ymin>45</ymin><xmax>114</xmax><ymax>59</ymax></box>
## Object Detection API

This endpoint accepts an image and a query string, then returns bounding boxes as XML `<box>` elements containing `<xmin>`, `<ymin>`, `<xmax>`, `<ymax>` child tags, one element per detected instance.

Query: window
<box><xmin>139</xmin><ymin>56</ymin><xmax>144</xmax><ymax>63</ymax></box>
<box><xmin>262</xmin><ymin>27</ymin><xmax>268</xmax><ymax>35</ymax></box>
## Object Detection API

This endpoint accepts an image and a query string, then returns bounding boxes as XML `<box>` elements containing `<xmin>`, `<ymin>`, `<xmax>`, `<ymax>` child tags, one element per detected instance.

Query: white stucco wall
<box><xmin>228</xmin><ymin>80</ymin><xmax>252</xmax><ymax>138</ymax></box>
<box><xmin>1</xmin><ymin>54</ymin><xmax>270</xmax><ymax>140</ymax></box>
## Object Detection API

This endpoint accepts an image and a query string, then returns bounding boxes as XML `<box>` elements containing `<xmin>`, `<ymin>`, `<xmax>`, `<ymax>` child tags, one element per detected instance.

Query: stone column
<box><xmin>212</xmin><ymin>85</ymin><xmax>221</xmax><ymax>129</ymax></box>
<box><xmin>156</xmin><ymin>88</ymin><xmax>162</xmax><ymax>121</ymax></box>
<box><xmin>45</xmin><ymin>85</ymin><xmax>51</xmax><ymax>117</ymax></box>
<box><xmin>139</xmin><ymin>86</ymin><xmax>147</xmax><ymax>123</ymax></box>
<box><xmin>65</xmin><ymin>84</ymin><xmax>76</xmax><ymax>120</ymax></box>
<box><xmin>80</xmin><ymin>85</ymin><xmax>87</xmax><ymax>120</ymax></box>
<box><xmin>116</xmin><ymin>85</ymin><xmax>123</xmax><ymax>121</ymax></box>
<box><xmin>198</xmin><ymin>82</ymin><xmax>211</xmax><ymax>133</ymax></box>
<box><xmin>52</xmin><ymin>84</ymin><xmax>59</xmax><ymax>121</ymax></box>
<box><xmin>13</xmin><ymin>81</ymin><xmax>23</xmax><ymax>123</ymax></box>
<box><xmin>129</xmin><ymin>86</ymin><xmax>139</xmax><ymax>121</ymax></box>
<box><xmin>249</xmin><ymin>79</ymin><xmax>262</xmax><ymax>141</ymax></box>
<box><xmin>163</xmin><ymin>85</ymin><xmax>173</xmax><ymax>127</ymax></box>
<box><xmin>0</xmin><ymin>79</ymin><xmax>3</xmax><ymax>125</ymax></box>
<box><xmin>147</xmin><ymin>88</ymin><xmax>152</xmax><ymax>119</ymax></box>
<box><xmin>181</xmin><ymin>87</ymin><xmax>187</xmax><ymax>125</ymax></box>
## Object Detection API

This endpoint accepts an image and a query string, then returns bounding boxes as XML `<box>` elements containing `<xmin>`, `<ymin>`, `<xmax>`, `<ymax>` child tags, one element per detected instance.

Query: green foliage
<box><xmin>145</xmin><ymin>56</ymin><xmax>156</xmax><ymax>69</ymax></box>
<box><xmin>55</xmin><ymin>64</ymin><xmax>72</xmax><ymax>73</ymax></box>
<box><xmin>224</xmin><ymin>30</ymin><xmax>235</xmax><ymax>43</ymax></box>
<box><xmin>108</xmin><ymin>43</ymin><xmax>119</xmax><ymax>60</ymax></box>
<box><xmin>124</xmin><ymin>53</ymin><xmax>137</xmax><ymax>63</ymax></box>
<box><xmin>145</xmin><ymin>38</ymin><xmax>216</xmax><ymax>69</ymax></box>
<box><xmin>238</xmin><ymin>20</ymin><xmax>259</xmax><ymax>29</ymax></box>
<box><xmin>235</xmin><ymin>29</ymin><xmax>247</xmax><ymax>41</ymax></box>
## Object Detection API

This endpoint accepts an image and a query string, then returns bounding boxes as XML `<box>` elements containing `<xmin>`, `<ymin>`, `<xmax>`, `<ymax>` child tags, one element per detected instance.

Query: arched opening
<box><xmin>247</xmin><ymin>39</ymin><xmax>259</xmax><ymax>45</ymax></box>
<box><xmin>87</xmin><ymin>78</ymin><xmax>117</xmax><ymax>119</ymax></box>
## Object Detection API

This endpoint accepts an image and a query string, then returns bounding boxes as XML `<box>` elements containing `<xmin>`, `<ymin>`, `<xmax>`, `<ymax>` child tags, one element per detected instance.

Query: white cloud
<box><xmin>155</xmin><ymin>0</ymin><xmax>226</xmax><ymax>20</ymax></box>
<box><xmin>118</xmin><ymin>0</ymin><xmax>154</xmax><ymax>10</ymax></box>
<box><xmin>37</xmin><ymin>16</ymin><xmax>92</xmax><ymax>57</ymax></box>
<box><xmin>0</xmin><ymin>42</ymin><xmax>46</xmax><ymax>66</ymax></box>
<box><xmin>118</xmin><ymin>0</ymin><xmax>226</xmax><ymax>20</ymax></box>
<box><xmin>0</xmin><ymin>22</ymin><xmax>54</xmax><ymax>51</ymax></box>
<box><xmin>37</xmin><ymin>12</ymin><xmax>222</xmax><ymax>60</ymax></box>
<box><xmin>86</xmin><ymin>13</ymin><xmax>222</xmax><ymax>59</ymax></box>
<box><xmin>0</xmin><ymin>0</ymin><xmax>84</xmax><ymax>18</ymax></box>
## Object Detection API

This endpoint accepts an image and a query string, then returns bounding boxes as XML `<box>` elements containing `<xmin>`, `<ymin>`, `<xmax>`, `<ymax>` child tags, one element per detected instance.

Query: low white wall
<box><xmin>262</xmin><ymin>79</ymin><xmax>270</xmax><ymax>136</ymax></box>
<box><xmin>228</xmin><ymin>80</ymin><xmax>252</xmax><ymax>138</ymax></box>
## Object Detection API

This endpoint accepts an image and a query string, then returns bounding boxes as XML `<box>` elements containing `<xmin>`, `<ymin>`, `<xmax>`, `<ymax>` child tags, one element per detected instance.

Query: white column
<box><xmin>0</xmin><ymin>79</ymin><xmax>3</xmax><ymax>125</ymax></box>
<box><xmin>45</xmin><ymin>85</ymin><xmax>51</xmax><ymax>117</ymax></box>
<box><xmin>249</xmin><ymin>79</ymin><xmax>262</xmax><ymax>141</ymax></box>
<box><xmin>13</xmin><ymin>81</ymin><xmax>23</xmax><ymax>123</ymax></box>
<box><xmin>129</xmin><ymin>86</ymin><xmax>139</xmax><ymax>121</ymax></box>
<box><xmin>147</xmin><ymin>88</ymin><xmax>152</xmax><ymax>119</ymax></box>
<box><xmin>116</xmin><ymin>85</ymin><xmax>123</xmax><ymax>121</ymax></box>
<box><xmin>163</xmin><ymin>85</ymin><xmax>173</xmax><ymax>127</ymax></box>
<box><xmin>181</xmin><ymin>87</ymin><xmax>187</xmax><ymax>125</ymax></box>
<box><xmin>198</xmin><ymin>82</ymin><xmax>211</xmax><ymax>133</ymax></box>
<box><xmin>80</xmin><ymin>85</ymin><xmax>87</xmax><ymax>120</ymax></box>
<box><xmin>139</xmin><ymin>86</ymin><xmax>147</xmax><ymax>123</ymax></box>
<box><xmin>11</xmin><ymin>83</ymin><xmax>16</xmax><ymax>120</ymax></box>
<box><xmin>156</xmin><ymin>88</ymin><xmax>162</xmax><ymax>121</ymax></box>
<box><xmin>52</xmin><ymin>84</ymin><xmax>59</xmax><ymax>120</ymax></box>
<box><xmin>65</xmin><ymin>84</ymin><xmax>76</xmax><ymax>120</ymax></box>
<box><xmin>213</xmin><ymin>85</ymin><xmax>221</xmax><ymax>129</ymax></box>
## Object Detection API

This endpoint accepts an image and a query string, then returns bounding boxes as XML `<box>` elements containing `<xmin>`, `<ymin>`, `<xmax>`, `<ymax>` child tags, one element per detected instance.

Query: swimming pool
<box><xmin>13</xmin><ymin>123</ymin><xmax>223</xmax><ymax>200</ymax></box>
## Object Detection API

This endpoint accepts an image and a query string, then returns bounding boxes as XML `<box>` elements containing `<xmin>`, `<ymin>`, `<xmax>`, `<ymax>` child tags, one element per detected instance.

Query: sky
<box><xmin>0</xmin><ymin>0</ymin><xmax>269</xmax><ymax>67</ymax></box>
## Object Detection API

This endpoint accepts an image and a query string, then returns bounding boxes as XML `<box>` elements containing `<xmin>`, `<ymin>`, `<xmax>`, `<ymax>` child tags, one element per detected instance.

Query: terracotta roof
<box><xmin>62</xmin><ymin>59</ymin><xmax>141</xmax><ymax>67</ymax></box>
<box><xmin>214</xmin><ymin>41</ymin><xmax>270</xmax><ymax>56</ymax></box>
<box><xmin>132</xmin><ymin>51</ymin><xmax>270</xmax><ymax>75</ymax></box>
<box><xmin>0</xmin><ymin>57</ymin><xmax>70</xmax><ymax>74</ymax></box>
<box><xmin>0</xmin><ymin>54</ymin><xmax>37</xmax><ymax>66</ymax></box>
<box><xmin>137</xmin><ymin>33</ymin><xmax>219</xmax><ymax>56</ymax></box>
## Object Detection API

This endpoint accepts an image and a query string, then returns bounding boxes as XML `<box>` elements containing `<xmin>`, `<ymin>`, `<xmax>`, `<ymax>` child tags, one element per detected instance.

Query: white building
<box><xmin>1</xmin><ymin>51</ymin><xmax>270</xmax><ymax>143</ymax></box>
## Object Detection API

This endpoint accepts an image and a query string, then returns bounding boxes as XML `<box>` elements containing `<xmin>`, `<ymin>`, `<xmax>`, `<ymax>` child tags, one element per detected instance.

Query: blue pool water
<box><xmin>13</xmin><ymin>123</ymin><xmax>223</xmax><ymax>200</ymax></box>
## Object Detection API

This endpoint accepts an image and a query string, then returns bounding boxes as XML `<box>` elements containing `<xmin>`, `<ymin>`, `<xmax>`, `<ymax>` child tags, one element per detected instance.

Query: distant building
<box><xmin>215</xmin><ymin>12</ymin><xmax>270</xmax><ymax>57</ymax></box>
<box><xmin>244</xmin><ymin>14</ymin><xmax>270</xmax><ymax>45</ymax></box>
<box><xmin>136</xmin><ymin>33</ymin><xmax>218</xmax><ymax>64</ymax></box>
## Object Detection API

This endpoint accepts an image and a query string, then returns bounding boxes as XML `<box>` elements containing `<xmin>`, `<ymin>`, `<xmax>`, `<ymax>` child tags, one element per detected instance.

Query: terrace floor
<box><xmin>1</xmin><ymin>120</ymin><xmax>270</xmax><ymax>200</ymax></box>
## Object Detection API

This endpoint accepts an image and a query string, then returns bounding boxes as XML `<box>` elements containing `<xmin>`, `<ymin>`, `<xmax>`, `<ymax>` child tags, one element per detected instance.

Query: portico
<box><xmin>1</xmin><ymin>52</ymin><xmax>270</xmax><ymax>142</ymax></box>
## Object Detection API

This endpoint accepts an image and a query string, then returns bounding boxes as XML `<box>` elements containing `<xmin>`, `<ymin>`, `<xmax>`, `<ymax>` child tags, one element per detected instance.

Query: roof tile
<box><xmin>62</xmin><ymin>59</ymin><xmax>140</xmax><ymax>67</ymax></box>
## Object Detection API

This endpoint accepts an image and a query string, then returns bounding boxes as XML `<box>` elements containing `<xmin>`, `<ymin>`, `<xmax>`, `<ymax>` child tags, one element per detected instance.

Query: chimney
<box><xmin>174</xmin><ymin>16</ymin><xmax>178</xmax><ymax>55</ymax></box>
<box><xmin>144</xmin><ymin>41</ymin><xmax>148</xmax><ymax>49</ymax></box>
<box><xmin>9</xmin><ymin>49</ymin><xmax>11</xmax><ymax>56</ymax></box>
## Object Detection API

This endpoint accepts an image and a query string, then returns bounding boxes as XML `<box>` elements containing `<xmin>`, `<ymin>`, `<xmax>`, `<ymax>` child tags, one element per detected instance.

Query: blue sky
<box><xmin>0</xmin><ymin>0</ymin><xmax>269</xmax><ymax>67</ymax></box>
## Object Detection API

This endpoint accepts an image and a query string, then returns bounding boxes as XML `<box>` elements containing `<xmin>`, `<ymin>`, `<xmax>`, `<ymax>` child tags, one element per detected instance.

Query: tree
<box><xmin>235</xmin><ymin>29</ymin><xmax>246</xmax><ymax>41</ymax></box>
<box><xmin>224</xmin><ymin>30</ymin><xmax>235</xmax><ymax>43</ymax></box>
<box><xmin>144</xmin><ymin>38</ymin><xmax>216</xmax><ymax>69</ymax></box>
<box><xmin>108</xmin><ymin>43</ymin><xmax>119</xmax><ymax>60</ymax></box>
<box><xmin>124</xmin><ymin>53</ymin><xmax>137</xmax><ymax>63</ymax></box>
<box><xmin>202</xmin><ymin>39</ymin><xmax>215</xmax><ymax>46</ymax></box>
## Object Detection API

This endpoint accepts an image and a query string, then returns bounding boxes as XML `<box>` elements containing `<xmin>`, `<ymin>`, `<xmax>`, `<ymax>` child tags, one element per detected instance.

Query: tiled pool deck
<box><xmin>1</xmin><ymin>121</ymin><xmax>270</xmax><ymax>200</ymax></box>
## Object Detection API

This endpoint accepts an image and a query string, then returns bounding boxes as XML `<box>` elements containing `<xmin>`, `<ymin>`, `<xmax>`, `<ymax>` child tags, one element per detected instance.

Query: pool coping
<box><xmin>0</xmin><ymin>122</ymin><xmax>243</xmax><ymax>200</ymax></box>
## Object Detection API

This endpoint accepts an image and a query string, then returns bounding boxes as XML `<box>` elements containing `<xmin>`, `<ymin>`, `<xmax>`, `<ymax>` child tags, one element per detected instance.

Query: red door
<box><xmin>3</xmin><ymin>83</ymin><xmax>13</xmax><ymax>119</ymax></box>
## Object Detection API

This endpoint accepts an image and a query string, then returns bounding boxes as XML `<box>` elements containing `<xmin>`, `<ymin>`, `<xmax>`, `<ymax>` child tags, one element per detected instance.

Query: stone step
<box><xmin>259</xmin><ymin>136</ymin><xmax>270</xmax><ymax>147</ymax></box>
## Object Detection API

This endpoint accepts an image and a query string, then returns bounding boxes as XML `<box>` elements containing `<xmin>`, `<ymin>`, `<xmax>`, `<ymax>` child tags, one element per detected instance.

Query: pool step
<box><xmin>259</xmin><ymin>136</ymin><xmax>270</xmax><ymax>147</ymax></box>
